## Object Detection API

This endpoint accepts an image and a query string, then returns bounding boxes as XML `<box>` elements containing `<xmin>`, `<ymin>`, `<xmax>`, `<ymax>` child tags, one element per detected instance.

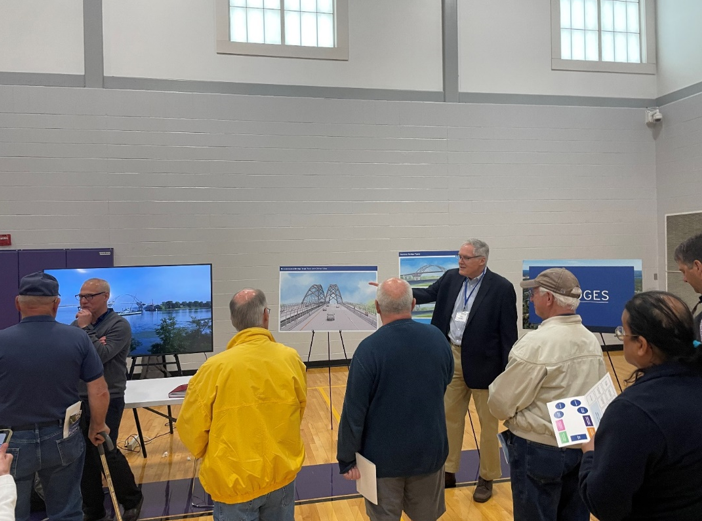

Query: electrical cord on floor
<box><xmin>120</xmin><ymin>421</ymin><xmax>174</xmax><ymax>452</ymax></box>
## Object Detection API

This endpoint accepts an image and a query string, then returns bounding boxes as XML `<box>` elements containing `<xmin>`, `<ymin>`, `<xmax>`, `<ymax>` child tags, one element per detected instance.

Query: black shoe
<box><xmin>445</xmin><ymin>471</ymin><xmax>456</xmax><ymax>489</ymax></box>
<box><xmin>473</xmin><ymin>477</ymin><xmax>493</xmax><ymax>503</ymax></box>
<box><xmin>83</xmin><ymin>514</ymin><xmax>112</xmax><ymax>521</ymax></box>
<box><xmin>122</xmin><ymin>496</ymin><xmax>144</xmax><ymax>521</ymax></box>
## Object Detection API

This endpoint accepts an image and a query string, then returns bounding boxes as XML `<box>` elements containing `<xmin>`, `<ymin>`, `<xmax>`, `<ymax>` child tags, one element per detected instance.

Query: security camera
<box><xmin>645</xmin><ymin>108</ymin><xmax>663</xmax><ymax>126</ymax></box>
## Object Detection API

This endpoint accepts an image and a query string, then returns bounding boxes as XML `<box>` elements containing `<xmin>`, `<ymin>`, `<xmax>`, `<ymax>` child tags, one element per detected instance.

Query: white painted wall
<box><xmin>458</xmin><ymin>0</ymin><xmax>657</xmax><ymax>99</ymax></box>
<box><xmin>655</xmin><ymin>91</ymin><xmax>702</xmax><ymax>294</ymax></box>
<box><xmin>656</xmin><ymin>0</ymin><xmax>702</xmax><ymax>96</ymax></box>
<box><xmin>0</xmin><ymin>85</ymin><xmax>658</xmax><ymax>368</ymax></box>
<box><xmin>102</xmin><ymin>0</ymin><xmax>442</xmax><ymax>92</ymax></box>
<box><xmin>0</xmin><ymin>0</ymin><xmax>84</xmax><ymax>75</ymax></box>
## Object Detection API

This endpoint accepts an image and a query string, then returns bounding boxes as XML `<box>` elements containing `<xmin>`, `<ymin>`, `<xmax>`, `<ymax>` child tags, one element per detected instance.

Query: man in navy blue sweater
<box><xmin>337</xmin><ymin>278</ymin><xmax>453</xmax><ymax>521</ymax></box>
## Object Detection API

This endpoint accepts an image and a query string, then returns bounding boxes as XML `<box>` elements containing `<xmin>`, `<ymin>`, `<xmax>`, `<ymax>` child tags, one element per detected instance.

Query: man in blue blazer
<box><xmin>413</xmin><ymin>239</ymin><xmax>517</xmax><ymax>502</ymax></box>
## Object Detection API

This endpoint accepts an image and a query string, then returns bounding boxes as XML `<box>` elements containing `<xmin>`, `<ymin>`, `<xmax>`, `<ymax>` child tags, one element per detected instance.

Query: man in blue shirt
<box><xmin>338</xmin><ymin>278</ymin><xmax>453</xmax><ymax>521</ymax></box>
<box><xmin>0</xmin><ymin>272</ymin><xmax>110</xmax><ymax>521</ymax></box>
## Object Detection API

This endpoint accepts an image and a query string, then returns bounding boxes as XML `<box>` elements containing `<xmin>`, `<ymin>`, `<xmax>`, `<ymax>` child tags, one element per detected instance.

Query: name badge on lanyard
<box><xmin>457</xmin><ymin>270</ymin><xmax>485</xmax><ymax>325</ymax></box>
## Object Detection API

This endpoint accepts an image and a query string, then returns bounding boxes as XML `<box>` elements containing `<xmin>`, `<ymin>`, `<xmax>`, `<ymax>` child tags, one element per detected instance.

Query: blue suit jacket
<box><xmin>413</xmin><ymin>267</ymin><xmax>518</xmax><ymax>389</ymax></box>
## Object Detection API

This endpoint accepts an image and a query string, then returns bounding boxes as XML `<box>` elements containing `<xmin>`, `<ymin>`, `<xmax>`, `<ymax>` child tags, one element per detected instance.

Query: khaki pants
<box><xmin>444</xmin><ymin>343</ymin><xmax>501</xmax><ymax>481</ymax></box>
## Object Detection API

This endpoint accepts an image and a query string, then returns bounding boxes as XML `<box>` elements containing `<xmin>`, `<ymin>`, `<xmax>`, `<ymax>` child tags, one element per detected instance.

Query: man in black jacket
<box><xmin>674</xmin><ymin>232</ymin><xmax>702</xmax><ymax>341</ymax></box>
<box><xmin>413</xmin><ymin>239</ymin><xmax>517</xmax><ymax>502</ymax></box>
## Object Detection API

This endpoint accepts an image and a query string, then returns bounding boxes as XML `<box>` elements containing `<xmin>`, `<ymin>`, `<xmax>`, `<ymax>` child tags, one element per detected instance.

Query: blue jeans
<box><xmin>503</xmin><ymin>430</ymin><xmax>589</xmax><ymax>521</ymax></box>
<box><xmin>8</xmin><ymin>424</ymin><xmax>85</xmax><ymax>521</ymax></box>
<box><xmin>213</xmin><ymin>480</ymin><xmax>295</xmax><ymax>521</ymax></box>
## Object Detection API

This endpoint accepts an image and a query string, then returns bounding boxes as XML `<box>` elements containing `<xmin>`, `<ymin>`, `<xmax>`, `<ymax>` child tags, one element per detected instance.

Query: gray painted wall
<box><xmin>0</xmin><ymin>84</ymin><xmax>658</xmax><ymax>367</ymax></box>
<box><xmin>655</xmin><ymin>91</ymin><xmax>702</xmax><ymax>295</ymax></box>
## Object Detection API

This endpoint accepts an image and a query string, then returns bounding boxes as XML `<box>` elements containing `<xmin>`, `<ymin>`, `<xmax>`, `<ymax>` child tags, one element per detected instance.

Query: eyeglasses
<box><xmin>614</xmin><ymin>326</ymin><xmax>639</xmax><ymax>341</ymax></box>
<box><xmin>75</xmin><ymin>292</ymin><xmax>106</xmax><ymax>301</ymax></box>
<box><xmin>528</xmin><ymin>288</ymin><xmax>538</xmax><ymax>298</ymax></box>
<box><xmin>458</xmin><ymin>255</ymin><xmax>484</xmax><ymax>262</ymax></box>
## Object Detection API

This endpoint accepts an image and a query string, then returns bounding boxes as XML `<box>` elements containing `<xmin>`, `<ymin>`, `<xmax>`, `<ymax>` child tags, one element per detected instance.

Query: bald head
<box><xmin>229</xmin><ymin>288</ymin><xmax>268</xmax><ymax>331</ymax></box>
<box><xmin>376</xmin><ymin>278</ymin><xmax>414</xmax><ymax>322</ymax></box>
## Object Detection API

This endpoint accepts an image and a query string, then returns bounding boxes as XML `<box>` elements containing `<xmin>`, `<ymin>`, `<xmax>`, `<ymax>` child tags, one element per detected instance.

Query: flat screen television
<box><xmin>44</xmin><ymin>264</ymin><xmax>213</xmax><ymax>356</ymax></box>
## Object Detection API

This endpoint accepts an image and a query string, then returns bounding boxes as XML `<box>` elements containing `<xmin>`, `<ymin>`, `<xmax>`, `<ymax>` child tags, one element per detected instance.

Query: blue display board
<box><xmin>523</xmin><ymin>260</ymin><xmax>642</xmax><ymax>333</ymax></box>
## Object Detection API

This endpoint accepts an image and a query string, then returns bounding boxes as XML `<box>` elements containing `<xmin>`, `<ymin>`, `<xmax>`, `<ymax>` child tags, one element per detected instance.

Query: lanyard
<box><xmin>463</xmin><ymin>269</ymin><xmax>486</xmax><ymax>309</ymax></box>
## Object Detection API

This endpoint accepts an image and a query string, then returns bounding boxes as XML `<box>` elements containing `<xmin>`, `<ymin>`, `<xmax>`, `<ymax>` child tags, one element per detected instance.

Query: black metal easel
<box><xmin>128</xmin><ymin>354</ymin><xmax>183</xmax><ymax>379</ymax></box>
<box><xmin>306</xmin><ymin>330</ymin><xmax>349</xmax><ymax>429</ymax></box>
<box><xmin>599</xmin><ymin>332</ymin><xmax>623</xmax><ymax>392</ymax></box>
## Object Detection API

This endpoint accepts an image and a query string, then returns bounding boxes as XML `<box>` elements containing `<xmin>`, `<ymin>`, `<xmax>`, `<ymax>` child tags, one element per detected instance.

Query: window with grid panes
<box><xmin>216</xmin><ymin>0</ymin><xmax>348</xmax><ymax>60</ymax></box>
<box><xmin>551</xmin><ymin>0</ymin><xmax>655</xmax><ymax>74</ymax></box>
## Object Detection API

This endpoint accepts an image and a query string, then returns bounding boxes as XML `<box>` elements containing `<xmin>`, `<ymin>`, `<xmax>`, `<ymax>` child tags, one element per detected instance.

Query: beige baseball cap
<box><xmin>520</xmin><ymin>268</ymin><xmax>582</xmax><ymax>298</ymax></box>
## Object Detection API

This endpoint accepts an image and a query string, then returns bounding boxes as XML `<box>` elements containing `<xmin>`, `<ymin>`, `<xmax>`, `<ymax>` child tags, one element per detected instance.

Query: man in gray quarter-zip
<box><xmin>72</xmin><ymin>278</ymin><xmax>143</xmax><ymax>521</ymax></box>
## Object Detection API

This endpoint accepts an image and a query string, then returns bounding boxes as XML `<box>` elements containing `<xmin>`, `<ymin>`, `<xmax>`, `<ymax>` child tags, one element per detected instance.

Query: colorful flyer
<box><xmin>547</xmin><ymin>374</ymin><xmax>617</xmax><ymax>447</ymax></box>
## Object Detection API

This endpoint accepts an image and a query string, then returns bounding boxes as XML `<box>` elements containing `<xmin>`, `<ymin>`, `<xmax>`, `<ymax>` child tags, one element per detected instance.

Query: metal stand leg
<box><xmin>338</xmin><ymin>330</ymin><xmax>348</xmax><ymax>360</ymax></box>
<box><xmin>306</xmin><ymin>331</ymin><xmax>316</xmax><ymax>364</ymax></box>
<box><xmin>189</xmin><ymin>459</ymin><xmax>214</xmax><ymax>509</ymax></box>
<box><xmin>174</xmin><ymin>354</ymin><xmax>183</xmax><ymax>376</ymax></box>
<box><xmin>328</xmin><ymin>332</ymin><xmax>333</xmax><ymax>430</ymax></box>
<box><xmin>133</xmin><ymin>409</ymin><xmax>147</xmax><ymax>457</ymax></box>
<box><xmin>600</xmin><ymin>333</ymin><xmax>623</xmax><ymax>392</ymax></box>
<box><xmin>128</xmin><ymin>358</ymin><xmax>137</xmax><ymax>379</ymax></box>
<box><xmin>167</xmin><ymin>405</ymin><xmax>174</xmax><ymax>434</ymax></box>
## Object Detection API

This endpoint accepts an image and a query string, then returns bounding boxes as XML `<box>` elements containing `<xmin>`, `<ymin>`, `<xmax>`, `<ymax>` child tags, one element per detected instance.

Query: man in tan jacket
<box><xmin>488</xmin><ymin>268</ymin><xmax>605</xmax><ymax>521</ymax></box>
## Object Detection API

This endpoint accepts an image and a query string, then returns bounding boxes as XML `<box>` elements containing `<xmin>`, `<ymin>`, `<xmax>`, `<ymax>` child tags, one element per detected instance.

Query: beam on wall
<box><xmin>442</xmin><ymin>0</ymin><xmax>459</xmax><ymax>102</ymax></box>
<box><xmin>83</xmin><ymin>0</ymin><xmax>104</xmax><ymax>88</ymax></box>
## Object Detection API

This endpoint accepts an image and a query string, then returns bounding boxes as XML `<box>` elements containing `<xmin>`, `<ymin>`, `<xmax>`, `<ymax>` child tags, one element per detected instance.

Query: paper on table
<box><xmin>355</xmin><ymin>452</ymin><xmax>378</xmax><ymax>505</ymax></box>
<box><xmin>64</xmin><ymin>401</ymin><xmax>82</xmax><ymax>439</ymax></box>
<box><xmin>547</xmin><ymin>373</ymin><xmax>617</xmax><ymax>448</ymax></box>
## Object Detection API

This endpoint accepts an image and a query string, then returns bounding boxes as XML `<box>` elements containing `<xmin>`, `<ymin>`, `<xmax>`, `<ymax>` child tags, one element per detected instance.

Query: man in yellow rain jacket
<box><xmin>177</xmin><ymin>288</ymin><xmax>307</xmax><ymax>521</ymax></box>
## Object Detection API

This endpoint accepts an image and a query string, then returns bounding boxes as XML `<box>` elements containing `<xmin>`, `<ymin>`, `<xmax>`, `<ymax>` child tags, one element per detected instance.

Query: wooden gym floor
<box><xmin>117</xmin><ymin>351</ymin><xmax>633</xmax><ymax>521</ymax></box>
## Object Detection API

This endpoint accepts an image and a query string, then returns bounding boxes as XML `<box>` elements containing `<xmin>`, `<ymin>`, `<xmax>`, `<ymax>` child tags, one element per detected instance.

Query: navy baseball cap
<box><xmin>18</xmin><ymin>272</ymin><xmax>60</xmax><ymax>297</ymax></box>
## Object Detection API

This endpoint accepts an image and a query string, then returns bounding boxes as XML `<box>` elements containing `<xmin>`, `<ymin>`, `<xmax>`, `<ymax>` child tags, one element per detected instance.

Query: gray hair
<box><xmin>229</xmin><ymin>289</ymin><xmax>267</xmax><ymax>331</ymax></box>
<box><xmin>539</xmin><ymin>287</ymin><xmax>580</xmax><ymax>311</ymax></box>
<box><xmin>376</xmin><ymin>278</ymin><xmax>413</xmax><ymax>315</ymax></box>
<box><xmin>674</xmin><ymin>232</ymin><xmax>702</xmax><ymax>266</ymax></box>
<box><xmin>463</xmin><ymin>239</ymin><xmax>490</xmax><ymax>260</ymax></box>
<box><xmin>17</xmin><ymin>295</ymin><xmax>58</xmax><ymax>309</ymax></box>
<box><xmin>83</xmin><ymin>278</ymin><xmax>110</xmax><ymax>294</ymax></box>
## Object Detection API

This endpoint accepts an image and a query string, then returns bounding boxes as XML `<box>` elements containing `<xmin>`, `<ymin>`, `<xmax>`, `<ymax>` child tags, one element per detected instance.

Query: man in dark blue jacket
<box><xmin>338</xmin><ymin>278</ymin><xmax>453</xmax><ymax>521</ymax></box>
<box><xmin>413</xmin><ymin>239</ymin><xmax>517</xmax><ymax>501</ymax></box>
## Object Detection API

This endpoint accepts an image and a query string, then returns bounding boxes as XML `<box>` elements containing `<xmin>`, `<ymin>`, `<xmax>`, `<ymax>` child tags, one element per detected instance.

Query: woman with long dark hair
<box><xmin>579</xmin><ymin>290</ymin><xmax>702</xmax><ymax>520</ymax></box>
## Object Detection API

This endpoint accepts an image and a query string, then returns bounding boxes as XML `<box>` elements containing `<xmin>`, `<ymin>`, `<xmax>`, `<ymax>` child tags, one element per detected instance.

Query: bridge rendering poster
<box><xmin>399</xmin><ymin>251</ymin><xmax>458</xmax><ymax>324</ymax></box>
<box><xmin>279</xmin><ymin>266</ymin><xmax>378</xmax><ymax>332</ymax></box>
